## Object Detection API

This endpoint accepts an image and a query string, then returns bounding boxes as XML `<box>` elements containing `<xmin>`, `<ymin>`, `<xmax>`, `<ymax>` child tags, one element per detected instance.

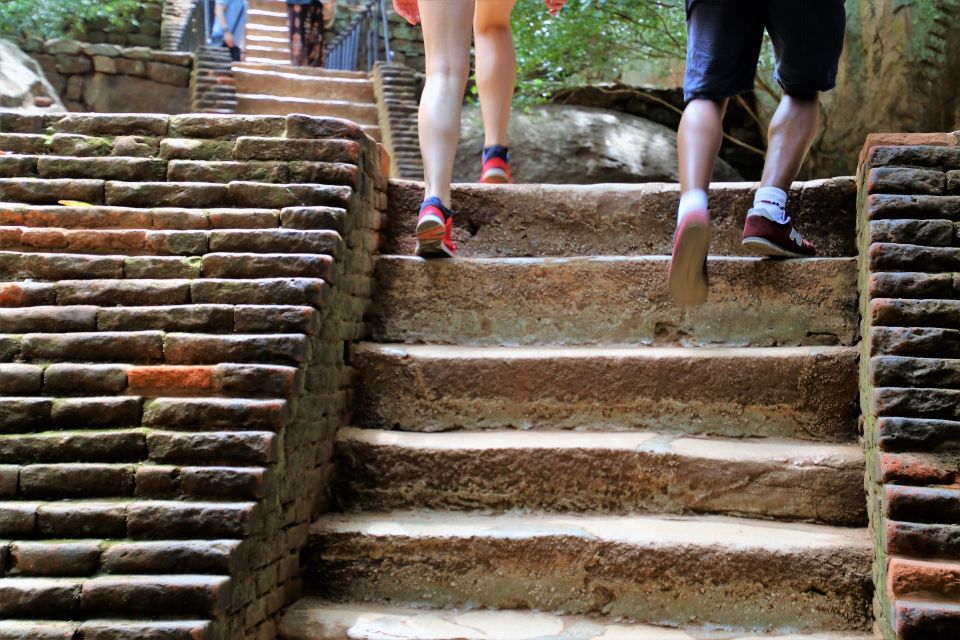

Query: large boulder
<box><xmin>0</xmin><ymin>38</ymin><xmax>65</xmax><ymax>111</ymax></box>
<box><xmin>454</xmin><ymin>104</ymin><xmax>741</xmax><ymax>184</ymax></box>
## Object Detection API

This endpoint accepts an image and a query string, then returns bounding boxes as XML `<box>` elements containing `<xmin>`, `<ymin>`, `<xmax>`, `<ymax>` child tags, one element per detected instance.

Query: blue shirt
<box><xmin>211</xmin><ymin>0</ymin><xmax>247</xmax><ymax>46</ymax></box>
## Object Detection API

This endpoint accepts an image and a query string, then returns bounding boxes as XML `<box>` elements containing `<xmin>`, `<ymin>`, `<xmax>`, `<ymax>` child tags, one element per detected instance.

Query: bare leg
<box><xmin>418</xmin><ymin>0</ymin><xmax>475</xmax><ymax>206</ymax></box>
<box><xmin>760</xmin><ymin>94</ymin><xmax>819</xmax><ymax>191</ymax></box>
<box><xmin>474</xmin><ymin>0</ymin><xmax>517</xmax><ymax>147</ymax></box>
<box><xmin>677</xmin><ymin>98</ymin><xmax>728</xmax><ymax>192</ymax></box>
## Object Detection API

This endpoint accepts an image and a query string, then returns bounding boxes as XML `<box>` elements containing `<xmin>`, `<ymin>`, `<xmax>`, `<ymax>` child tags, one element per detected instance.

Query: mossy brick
<box><xmin>286</xmin><ymin>161</ymin><xmax>359</xmax><ymax>186</ymax></box>
<box><xmin>877</xmin><ymin>417</ymin><xmax>960</xmax><ymax>451</ymax></box>
<box><xmin>0</xmin><ymin>134</ymin><xmax>47</xmax><ymax>155</ymax></box>
<box><xmin>49</xmin><ymin>134</ymin><xmax>115</xmax><ymax>157</ymax></box>
<box><xmin>868</xmin><ymin>272</ymin><xmax>959</xmax><ymax>299</ymax></box>
<box><xmin>201</xmin><ymin>253</ymin><xmax>334</xmax><ymax>280</ymax></box>
<box><xmin>96</xmin><ymin>305</ymin><xmax>233</xmax><ymax>333</ymax></box>
<box><xmin>142</xmin><ymin>398</ymin><xmax>289</xmax><ymax>431</ymax></box>
<box><xmin>868</xmin><ymin>219</ymin><xmax>955</xmax><ymax>246</ymax></box>
<box><xmin>158</xmin><ymin>138</ymin><xmax>235</xmax><ymax>161</ymax></box>
<box><xmin>280</xmin><ymin>207</ymin><xmax>347</xmax><ymax>232</ymax></box>
<box><xmin>112</xmin><ymin>136</ymin><xmax>160</xmax><ymax>158</ymax></box>
<box><xmin>0</xmin><ymin>431</ymin><xmax>147</xmax><ymax>465</ymax></box>
<box><xmin>0</xmin><ymin>178</ymin><xmax>103</xmax><ymax>205</ymax></box>
<box><xmin>949</xmin><ymin>170</ymin><xmax>960</xmax><ymax>195</ymax></box>
<box><xmin>284</xmin><ymin>114</ymin><xmax>368</xmax><ymax>141</ymax></box>
<box><xmin>74</xmin><ymin>620</ymin><xmax>212</xmax><ymax>639</ymax></box>
<box><xmin>163</xmin><ymin>333</ymin><xmax>308</xmax><ymax>366</ymax></box>
<box><xmin>0</xmin><ymin>503</ymin><xmax>38</xmax><ymax>536</ymax></box>
<box><xmin>0</xmin><ymin>577</ymin><xmax>81</xmax><ymax>616</ymax></box>
<box><xmin>101</xmin><ymin>539</ymin><xmax>238</xmax><ymax>574</ymax></box>
<box><xmin>867</xmin><ymin>194</ymin><xmax>960</xmax><ymax>221</ymax></box>
<box><xmin>20</xmin><ymin>464</ymin><xmax>136</xmax><ymax>499</ymax></box>
<box><xmin>871</xmin><ymin>298</ymin><xmax>960</xmax><ymax>329</ymax></box>
<box><xmin>868</xmin><ymin>243</ymin><xmax>960</xmax><ymax>271</ymax></box>
<box><xmin>190</xmin><ymin>278</ymin><xmax>329</xmax><ymax>306</ymax></box>
<box><xmin>169</xmin><ymin>115</ymin><xmax>286</xmax><ymax>139</ymax></box>
<box><xmin>179</xmin><ymin>467</ymin><xmax>265</xmax><ymax>500</ymax></box>
<box><xmin>166</xmin><ymin>160</ymin><xmax>288</xmax><ymax>184</ymax></box>
<box><xmin>149</xmin><ymin>209</ymin><xmax>209</xmax><ymax>230</ymax></box>
<box><xmin>886</xmin><ymin>485</ymin><xmax>960</xmax><ymax>525</ymax></box>
<box><xmin>0</xmin><ymin>399</ymin><xmax>52</xmax><ymax>434</ymax></box>
<box><xmin>0</xmin><ymin>156</ymin><xmax>38</xmax><ymax>178</ymax></box>
<box><xmin>233</xmin><ymin>137</ymin><xmax>361</xmax><ymax>163</ymax></box>
<box><xmin>208</xmin><ymin>229</ymin><xmax>341</xmax><ymax>255</ymax></box>
<box><xmin>868</xmin><ymin>145</ymin><xmax>960</xmax><ymax>170</ymax></box>
<box><xmin>43</xmin><ymin>364</ymin><xmax>129</xmax><ymax>395</ymax></box>
<box><xmin>126</xmin><ymin>502</ymin><xmax>255</xmax><ymax>539</ymax></box>
<box><xmin>206</xmin><ymin>209</ymin><xmax>279</xmax><ymax>229</ymax></box>
<box><xmin>142</xmin><ymin>230</ymin><xmax>209</xmax><ymax>256</ymax></box>
<box><xmin>21</xmin><ymin>332</ymin><xmax>164</xmax><ymax>363</ymax></box>
<box><xmin>887</xmin><ymin>520</ymin><xmax>960</xmax><ymax>557</ymax></box>
<box><xmin>0</xmin><ymin>112</ymin><xmax>45</xmax><ymax>133</ymax></box>
<box><xmin>105</xmin><ymin>182</ymin><xmax>228</xmax><ymax>208</ymax></box>
<box><xmin>79</xmin><ymin>574</ymin><xmax>232</xmax><ymax>617</ymax></box>
<box><xmin>0</xmin><ymin>466</ymin><xmax>17</xmax><ymax>497</ymax></box>
<box><xmin>47</xmin><ymin>114</ymin><xmax>168</xmax><ymax>137</ymax></box>
<box><xmin>124</xmin><ymin>256</ymin><xmax>203</xmax><ymax>279</ymax></box>
<box><xmin>51</xmin><ymin>397</ymin><xmax>142</xmax><ymax>428</ymax></box>
<box><xmin>0</xmin><ymin>335</ymin><xmax>21</xmax><ymax>362</ymax></box>
<box><xmin>871</xmin><ymin>326</ymin><xmax>960</xmax><ymax>358</ymax></box>
<box><xmin>37</xmin><ymin>156</ymin><xmax>167</xmax><ymax>181</ymax></box>
<box><xmin>56</xmin><ymin>280</ymin><xmax>190</xmax><ymax>306</ymax></box>
<box><xmin>0</xmin><ymin>620</ymin><xmax>77</xmax><ymax>639</ymax></box>
<box><xmin>227</xmin><ymin>182</ymin><xmax>353</xmax><ymax>209</ymax></box>
<box><xmin>145</xmin><ymin>431</ymin><xmax>277</xmax><ymax>465</ymax></box>
<box><xmin>8</xmin><ymin>541</ymin><xmax>101</xmax><ymax>576</ymax></box>
<box><xmin>0</xmin><ymin>364</ymin><xmax>42</xmax><ymax>394</ymax></box>
<box><xmin>37</xmin><ymin>502</ymin><xmax>127</xmax><ymax>537</ymax></box>
<box><xmin>233</xmin><ymin>305</ymin><xmax>319</xmax><ymax>335</ymax></box>
<box><xmin>872</xmin><ymin>355</ymin><xmax>960</xmax><ymax>388</ymax></box>
<box><xmin>874</xmin><ymin>387</ymin><xmax>960</xmax><ymax>420</ymax></box>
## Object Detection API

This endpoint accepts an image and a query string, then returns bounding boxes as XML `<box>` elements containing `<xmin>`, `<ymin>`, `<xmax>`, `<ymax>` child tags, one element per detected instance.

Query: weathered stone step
<box><xmin>0</xmin><ymin>203</ymin><xmax>345</xmax><ymax>231</ymax></box>
<box><xmin>0</xmin><ymin>574</ymin><xmax>230</xmax><ymax>618</ymax></box>
<box><xmin>244</xmin><ymin>46</ymin><xmax>292</xmax><ymax>63</ymax></box>
<box><xmin>0</xmin><ymin>277</ymin><xmax>329</xmax><ymax>308</ymax></box>
<box><xmin>235</xmin><ymin>95</ymin><xmax>379</xmax><ymax>124</ymax></box>
<box><xmin>234</xmin><ymin>62</ymin><xmax>370</xmax><ymax>81</ymax></box>
<box><xmin>385</xmin><ymin>179</ymin><xmax>856</xmax><ymax>258</ymax></box>
<box><xmin>245</xmin><ymin>55</ymin><xmax>291</xmax><ymax>66</ymax></box>
<box><xmin>279</xmin><ymin>599</ymin><xmax>876</xmax><ymax>640</ymax></box>
<box><xmin>353</xmin><ymin>344</ymin><xmax>859</xmax><ymax>442</ymax></box>
<box><xmin>247</xmin><ymin>9</ymin><xmax>288</xmax><ymax>28</ymax></box>
<box><xmin>305</xmin><ymin>511</ymin><xmax>872</xmax><ymax>632</ymax></box>
<box><xmin>234</xmin><ymin>67</ymin><xmax>375</xmax><ymax>103</ymax></box>
<box><xmin>0</xmin><ymin>305</ymin><xmax>319</xmax><ymax>335</ymax></box>
<box><xmin>371</xmin><ymin>256</ymin><xmax>858</xmax><ymax>347</ymax></box>
<box><xmin>0</xmin><ymin>539</ymin><xmax>239</xmax><ymax>576</ymax></box>
<box><xmin>0</xmin><ymin>499</ymin><xmax>258</xmax><ymax>539</ymax></box>
<box><xmin>246</xmin><ymin>33</ymin><xmax>290</xmax><ymax>46</ymax></box>
<box><xmin>0</xmin><ymin>619</ymin><xmax>213</xmax><ymax>640</ymax></box>
<box><xmin>333</xmin><ymin>427</ymin><xmax>866</xmax><ymax>526</ymax></box>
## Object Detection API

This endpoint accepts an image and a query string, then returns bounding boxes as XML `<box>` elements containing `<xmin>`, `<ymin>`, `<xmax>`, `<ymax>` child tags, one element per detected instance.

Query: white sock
<box><xmin>677</xmin><ymin>189</ymin><xmax>708</xmax><ymax>225</ymax></box>
<box><xmin>753</xmin><ymin>187</ymin><xmax>789</xmax><ymax>224</ymax></box>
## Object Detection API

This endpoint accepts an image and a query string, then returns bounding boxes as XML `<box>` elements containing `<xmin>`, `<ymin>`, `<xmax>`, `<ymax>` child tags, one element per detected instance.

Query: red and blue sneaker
<box><xmin>480</xmin><ymin>145</ymin><xmax>513</xmax><ymax>184</ymax></box>
<box><xmin>415</xmin><ymin>197</ymin><xmax>457</xmax><ymax>258</ymax></box>
<box><xmin>667</xmin><ymin>209</ymin><xmax>711</xmax><ymax>305</ymax></box>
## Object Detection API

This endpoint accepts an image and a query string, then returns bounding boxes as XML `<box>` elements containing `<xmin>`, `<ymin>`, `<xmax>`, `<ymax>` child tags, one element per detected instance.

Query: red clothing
<box><xmin>393</xmin><ymin>0</ymin><xmax>566</xmax><ymax>25</ymax></box>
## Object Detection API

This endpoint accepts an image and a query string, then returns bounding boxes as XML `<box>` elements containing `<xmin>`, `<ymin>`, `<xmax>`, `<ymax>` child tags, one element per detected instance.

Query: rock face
<box><xmin>0</xmin><ymin>39</ymin><xmax>65</xmax><ymax>112</ymax></box>
<box><xmin>453</xmin><ymin>104</ymin><xmax>742</xmax><ymax>184</ymax></box>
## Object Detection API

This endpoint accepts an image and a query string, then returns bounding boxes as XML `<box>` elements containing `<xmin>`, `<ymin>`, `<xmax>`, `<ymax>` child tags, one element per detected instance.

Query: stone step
<box><xmin>234</xmin><ymin>62</ymin><xmax>370</xmax><ymax>81</ymax></box>
<box><xmin>0</xmin><ymin>305</ymin><xmax>319</xmax><ymax>335</ymax></box>
<box><xmin>352</xmin><ymin>344</ymin><xmax>859</xmax><ymax>442</ymax></box>
<box><xmin>332</xmin><ymin>427</ymin><xmax>867</xmax><ymax>526</ymax></box>
<box><xmin>233</xmin><ymin>67</ymin><xmax>375</xmax><ymax>102</ymax></box>
<box><xmin>0</xmin><ymin>499</ymin><xmax>257</xmax><ymax>539</ymax></box>
<box><xmin>0</xmin><ymin>203</ymin><xmax>344</xmax><ymax>231</ymax></box>
<box><xmin>385</xmin><ymin>179</ymin><xmax>856</xmax><ymax>258</ymax></box>
<box><xmin>304</xmin><ymin>511</ymin><xmax>873</xmax><ymax>633</ymax></box>
<box><xmin>247</xmin><ymin>9</ymin><xmax>288</xmax><ymax>29</ymax></box>
<box><xmin>0</xmin><ymin>539</ymin><xmax>240</xmax><ymax>576</ymax></box>
<box><xmin>246</xmin><ymin>33</ymin><xmax>290</xmax><ymax>46</ymax></box>
<box><xmin>248</xmin><ymin>0</ymin><xmax>289</xmax><ymax>12</ymax></box>
<box><xmin>371</xmin><ymin>256</ymin><xmax>858</xmax><ymax>347</ymax></box>
<box><xmin>0</xmin><ymin>620</ymin><xmax>213</xmax><ymax>639</ymax></box>
<box><xmin>0</xmin><ymin>277</ymin><xmax>329</xmax><ymax>308</ymax></box>
<box><xmin>244</xmin><ymin>46</ymin><xmax>292</xmax><ymax>62</ymax></box>
<box><xmin>245</xmin><ymin>56</ymin><xmax>291</xmax><ymax>66</ymax></box>
<box><xmin>0</xmin><ymin>574</ymin><xmax>230</xmax><ymax>618</ymax></box>
<box><xmin>235</xmin><ymin>94</ymin><xmax>379</xmax><ymax>124</ymax></box>
<box><xmin>279</xmin><ymin>599</ymin><xmax>876</xmax><ymax>640</ymax></box>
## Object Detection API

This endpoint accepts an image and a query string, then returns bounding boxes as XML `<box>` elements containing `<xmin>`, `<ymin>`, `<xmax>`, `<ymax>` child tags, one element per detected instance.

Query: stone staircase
<box><xmin>0</xmin><ymin>111</ymin><xmax>384</xmax><ymax>639</ymax></box>
<box><xmin>277</xmin><ymin>179</ymin><xmax>877</xmax><ymax>638</ymax></box>
<box><xmin>245</xmin><ymin>0</ymin><xmax>293</xmax><ymax>65</ymax></box>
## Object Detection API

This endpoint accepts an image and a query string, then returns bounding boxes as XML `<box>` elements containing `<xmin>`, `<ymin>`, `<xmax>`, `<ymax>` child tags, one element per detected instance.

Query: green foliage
<box><xmin>0</xmin><ymin>0</ymin><xmax>141</xmax><ymax>41</ymax></box>
<box><xmin>511</xmin><ymin>0</ymin><xmax>688</xmax><ymax>102</ymax></box>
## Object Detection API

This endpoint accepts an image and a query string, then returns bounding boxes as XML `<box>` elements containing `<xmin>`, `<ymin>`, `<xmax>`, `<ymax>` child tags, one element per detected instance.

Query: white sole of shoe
<box><xmin>741</xmin><ymin>236</ymin><xmax>807</xmax><ymax>259</ymax></box>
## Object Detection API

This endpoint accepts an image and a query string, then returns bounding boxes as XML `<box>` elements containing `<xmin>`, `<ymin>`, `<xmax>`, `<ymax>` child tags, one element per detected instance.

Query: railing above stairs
<box><xmin>324</xmin><ymin>0</ymin><xmax>394</xmax><ymax>72</ymax></box>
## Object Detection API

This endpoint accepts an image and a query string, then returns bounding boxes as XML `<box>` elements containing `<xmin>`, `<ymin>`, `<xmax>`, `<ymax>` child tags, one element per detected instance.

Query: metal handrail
<box><xmin>324</xmin><ymin>0</ymin><xmax>394</xmax><ymax>72</ymax></box>
<box><xmin>178</xmin><ymin>0</ymin><xmax>213</xmax><ymax>52</ymax></box>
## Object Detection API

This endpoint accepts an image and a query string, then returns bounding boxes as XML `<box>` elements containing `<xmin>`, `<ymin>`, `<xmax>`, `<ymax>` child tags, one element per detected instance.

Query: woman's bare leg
<box><xmin>418</xmin><ymin>0</ymin><xmax>475</xmax><ymax>205</ymax></box>
<box><xmin>474</xmin><ymin>0</ymin><xmax>516</xmax><ymax>147</ymax></box>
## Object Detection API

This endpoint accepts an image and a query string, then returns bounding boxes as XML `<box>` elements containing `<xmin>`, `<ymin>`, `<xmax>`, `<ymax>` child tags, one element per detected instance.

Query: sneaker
<box><xmin>480</xmin><ymin>145</ymin><xmax>513</xmax><ymax>184</ymax></box>
<box><xmin>668</xmin><ymin>210</ymin><xmax>711</xmax><ymax>305</ymax></box>
<box><xmin>415</xmin><ymin>197</ymin><xmax>456</xmax><ymax>258</ymax></box>
<box><xmin>741</xmin><ymin>210</ymin><xmax>817</xmax><ymax>258</ymax></box>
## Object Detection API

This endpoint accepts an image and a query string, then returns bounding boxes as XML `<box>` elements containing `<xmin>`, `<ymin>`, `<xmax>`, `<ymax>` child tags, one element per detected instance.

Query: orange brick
<box><xmin>128</xmin><ymin>366</ymin><xmax>215</xmax><ymax>392</ymax></box>
<box><xmin>889</xmin><ymin>557</ymin><xmax>960</xmax><ymax>599</ymax></box>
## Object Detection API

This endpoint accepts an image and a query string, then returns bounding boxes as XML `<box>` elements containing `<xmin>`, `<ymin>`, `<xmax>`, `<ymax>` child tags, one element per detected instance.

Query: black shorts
<box><xmin>683</xmin><ymin>0</ymin><xmax>846</xmax><ymax>102</ymax></box>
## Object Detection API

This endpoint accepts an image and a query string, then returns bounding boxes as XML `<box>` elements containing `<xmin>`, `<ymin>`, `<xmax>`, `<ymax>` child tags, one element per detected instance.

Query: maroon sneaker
<box><xmin>741</xmin><ymin>211</ymin><xmax>817</xmax><ymax>258</ymax></box>
<box><xmin>668</xmin><ymin>210</ymin><xmax>711</xmax><ymax>305</ymax></box>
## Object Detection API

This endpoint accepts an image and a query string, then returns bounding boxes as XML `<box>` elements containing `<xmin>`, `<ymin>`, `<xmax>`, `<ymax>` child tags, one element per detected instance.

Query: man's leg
<box><xmin>760</xmin><ymin>94</ymin><xmax>819</xmax><ymax>192</ymax></box>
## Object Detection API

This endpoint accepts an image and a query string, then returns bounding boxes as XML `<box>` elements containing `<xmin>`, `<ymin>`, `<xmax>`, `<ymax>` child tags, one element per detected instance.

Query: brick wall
<box><xmin>0</xmin><ymin>111</ymin><xmax>385</xmax><ymax>639</ymax></box>
<box><xmin>858</xmin><ymin>131</ymin><xmax>960</xmax><ymax>639</ymax></box>
<box><xmin>19</xmin><ymin>39</ymin><xmax>192</xmax><ymax>114</ymax></box>
<box><xmin>373</xmin><ymin>63</ymin><xmax>422</xmax><ymax>180</ymax></box>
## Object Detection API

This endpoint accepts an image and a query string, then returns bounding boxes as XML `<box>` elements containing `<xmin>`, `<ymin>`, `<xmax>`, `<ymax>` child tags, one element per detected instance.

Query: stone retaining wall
<box><xmin>18</xmin><ymin>38</ymin><xmax>192</xmax><ymax>114</ymax></box>
<box><xmin>858</xmin><ymin>131</ymin><xmax>960</xmax><ymax>639</ymax></box>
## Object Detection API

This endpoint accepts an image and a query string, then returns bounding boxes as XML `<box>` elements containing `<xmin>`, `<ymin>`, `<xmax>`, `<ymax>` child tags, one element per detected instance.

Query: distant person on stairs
<box><xmin>668</xmin><ymin>0</ymin><xmax>846</xmax><ymax>305</ymax></box>
<box><xmin>211</xmin><ymin>0</ymin><xmax>248</xmax><ymax>62</ymax></box>
<box><xmin>287</xmin><ymin>0</ymin><xmax>334</xmax><ymax>67</ymax></box>
<box><xmin>393</xmin><ymin>0</ymin><xmax>567</xmax><ymax>258</ymax></box>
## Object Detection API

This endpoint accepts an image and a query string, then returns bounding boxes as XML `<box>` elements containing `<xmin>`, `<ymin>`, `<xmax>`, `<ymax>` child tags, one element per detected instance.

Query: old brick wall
<box><xmin>372</xmin><ymin>63</ymin><xmax>422</xmax><ymax>180</ymax></box>
<box><xmin>858</xmin><ymin>131</ymin><xmax>960</xmax><ymax>639</ymax></box>
<box><xmin>19</xmin><ymin>39</ymin><xmax>192</xmax><ymax>114</ymax></box>
<box><xmin>0</xmin><ymin>111</ymin><xmax>384</xmax><ymax>639</ymax></box>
